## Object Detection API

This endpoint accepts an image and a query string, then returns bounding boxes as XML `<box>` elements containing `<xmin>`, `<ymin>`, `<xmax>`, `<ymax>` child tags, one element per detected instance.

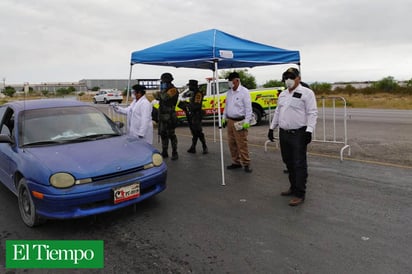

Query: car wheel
<box><xmin>252</xmin><ymin>107</ymin><xmax>262</xmax><ymax>126</ymax></box>
<box><xmin>104</xmin><ymin>98</ymin><xmax>108</xmax><ymax>104</ymax></box>
<box><xmin>93</xmin><ymin>98</ymin><xmax>97</xmax><ymax>104</ymax></box>
<box><xmin>18</xmin><ymin>178</ymin><xmax>43</xmax><ymax>227</ymax></box>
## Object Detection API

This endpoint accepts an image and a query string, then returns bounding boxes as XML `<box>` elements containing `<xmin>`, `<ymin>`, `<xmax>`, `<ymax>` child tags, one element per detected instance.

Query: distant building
<box><xmin>331</xmin><ymin>81</ymin><xmax>373</xmax><ymax>90</ymax></box>
<box><xmin>79</xmin><ymin>79</ymin><xmax>139</xmax><ymax>91</ymax></box>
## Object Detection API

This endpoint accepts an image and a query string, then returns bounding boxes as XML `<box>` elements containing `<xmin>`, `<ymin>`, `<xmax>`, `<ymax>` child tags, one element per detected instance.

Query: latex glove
<box><xmin>305</xmin><ymin>132</ymin><xmax>312</xmax><ymax>144</ymax></box>
<box><xmin>242</xmin><ymin>123</ymin><xmax>250</xmax><ymax>129</ymax></box>
<box><xmin>221</xmin><ymin>118</ymin><xmax>226</xmax><ymax>128</ymax></box>
<box><xmin>268</xmin><ymin>129</ymin><xmax>274</xmax><ymax>141</ymax></box>
<box><xmin>112</xmin><ymin>104</ymin><xmax>119</xmax><ymax>112</ymax></box>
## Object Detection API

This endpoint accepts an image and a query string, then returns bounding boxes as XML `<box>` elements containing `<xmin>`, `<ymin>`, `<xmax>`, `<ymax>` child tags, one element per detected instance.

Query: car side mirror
<box><xmin>0</xmin><ymin>134</ymin><xmax>14</xmax><ymax>144</ymax></box>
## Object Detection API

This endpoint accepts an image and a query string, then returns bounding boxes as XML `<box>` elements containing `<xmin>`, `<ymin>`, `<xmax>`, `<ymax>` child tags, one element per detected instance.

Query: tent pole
<box><xmin>214</xmin><ymin>61</ymin><xmax>225</xmax><ymax>186</ymax></box>
<box><xmin>126</xmin><ymin>64</ymin><xmax>133</xmax><ymax>105</ymax></box>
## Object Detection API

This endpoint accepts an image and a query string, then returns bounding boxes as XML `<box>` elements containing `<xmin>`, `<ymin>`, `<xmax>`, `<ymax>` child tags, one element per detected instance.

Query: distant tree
<box><xmin>91</xmin><ymin>86</ymin><xmax>100</xmax><ymax>91</ymax></box>
<box><xmin>344</xmin><ymin>84</ymin><xmax>357</xmax><ymax>96</ymax></box>
<box><xmin>310</xmin><ymin>82</ymin><xmax>332</xmax><ymax>93</ymax></box>
<box><xmin>263</xmin><ymin>79</ymin><xmax>284</xmax><ymax>88</ymax></box>
<box><xmin>3</xmin><ymin>86</ymin><xmax>16</xmax><ymax>97</ymax></box>
<box><xmin>55</xmin><ymin>88</ymin><xmax>74</xmax><ymax>96</ymax></box>
<box><xmin>406</xmin><ymin>78</ymin><xmax>412</xmax><ymax>88</ymax></box>
<box><xmin>372</xmin><ymin>76</ymin><xmax>398</xmax><ymax>92</ymax></box>
<box><xmin>68</xmin><ymin>86</ymin><xmax>76</xmax><ymax>92</ymax></box>
<box><xmin>219</xmin><ymin>69</ymin><xmax>257</xmax><ymax>89</ymax></box>
<box><xmin>41</xmin><ymin>90</ymin><xmax>49</xmax><ymax>97</ymax></box>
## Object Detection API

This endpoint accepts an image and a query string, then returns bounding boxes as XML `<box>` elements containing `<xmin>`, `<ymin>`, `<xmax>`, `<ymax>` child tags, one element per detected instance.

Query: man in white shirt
<box><xmin>222</xmin><ymin>72</ymin><xmax>253</xmax><ymax>173</ymax></box>
<box><xmin>113</xmin><ymin>84</ymin><xmax>153</xmax><ymax>144</ymax></box>
<box><xmin>268</xmin><ymin>68</ymin><xmax>318</xmax><ymax>206</ymax></box>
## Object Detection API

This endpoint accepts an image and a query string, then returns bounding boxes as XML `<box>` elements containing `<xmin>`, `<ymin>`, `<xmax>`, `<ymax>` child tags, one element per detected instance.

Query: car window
<box><xmin>0</xmin><ymin>107</ymin><xmax>14</xmax><ymax>137</ymax></box>
<box><xmin>210</xmin><ymin>81</ymin><xmax>229</xmax><ymax>95</ymax></box>
<box><xmin>20</xmin><ymin>106</ymin><xmax>121</xmax><ymax>146</ymax></box>
<box><xmin>0</xmin><ymin>106</ymin><xmax>7</xmax><ymax>123</ymax></box>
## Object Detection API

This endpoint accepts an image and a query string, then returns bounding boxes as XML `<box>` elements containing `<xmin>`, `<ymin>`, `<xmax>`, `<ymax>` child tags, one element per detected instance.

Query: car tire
<box><xmin>252</xmin><ymin>107</ymin><xmax>262</xmax><ymax>126</ymax></box>
<box><xmin>104</xmin><ymin>98</ymin><xmax>108</xmax><ymax>104</ymax></box>
<box><xmin>18</xmin><ymin>178</ymin><xmax>43</xmax><ymax>227</ymax></box>
<box><xmin>93</xmin><ymin>98</ymin><xmax>97</xmax><ymax>104</ymax></box>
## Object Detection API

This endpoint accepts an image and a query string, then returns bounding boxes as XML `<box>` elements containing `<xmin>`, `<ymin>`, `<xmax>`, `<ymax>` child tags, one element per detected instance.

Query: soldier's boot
<box><xmin>161</xmin><ymin>148</ymin><xmax>169</xmax><ymax>158</ymax></box>
<box><xmin>200</xmin><ymin>135</ymin><xmax>208</xmax><ymax>154</ymax></box>
<box><xmin>171</xmin><ymin>149</ymin><xmax>179</xmax><ymax>160</ymax></box>
<box><xmin>187</xmin><ymin>138</ymin><xmax>197</xmax><ymax>153</ymax></box>
<box><xmin>161</xmin><ymin>138</ymin><xmax>169</xmax><ymax>158</ymax></box>
<box><xmin>170</xmin><ymin>135</ymin><xmax>178</xmax><ymax>160</ymax></box>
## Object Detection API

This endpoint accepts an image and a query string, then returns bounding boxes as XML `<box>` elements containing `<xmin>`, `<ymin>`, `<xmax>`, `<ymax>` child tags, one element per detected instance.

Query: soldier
<box><xmin>154</xmin><ymin>73</ymin><xmax>179</xmax><ymax>160</ymax></box>
<box><xmin>179</xmin><ymin>80</ymin><xmax>208</xmax><ymax>154</ymax></box>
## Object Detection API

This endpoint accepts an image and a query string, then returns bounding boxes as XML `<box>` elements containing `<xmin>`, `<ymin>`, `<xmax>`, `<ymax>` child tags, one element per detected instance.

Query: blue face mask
<box><xmin>160</xmin><ymin>83</ymin><xmax>167</xmax><ymax>90</ymax></box>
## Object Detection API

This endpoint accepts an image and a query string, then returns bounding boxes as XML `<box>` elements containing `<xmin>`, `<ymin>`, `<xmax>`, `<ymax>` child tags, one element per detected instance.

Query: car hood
<box><xmin>24</xmin><ymin>135</ymin><xmax>157</xmax><ymax>179</ymax></box>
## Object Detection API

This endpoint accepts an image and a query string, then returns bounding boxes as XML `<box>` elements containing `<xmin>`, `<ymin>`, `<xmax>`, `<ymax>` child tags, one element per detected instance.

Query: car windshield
<box><xmin>19</xmin><ymin>106</ymin><xmax>122</xmax><ymax>146</ymax></box>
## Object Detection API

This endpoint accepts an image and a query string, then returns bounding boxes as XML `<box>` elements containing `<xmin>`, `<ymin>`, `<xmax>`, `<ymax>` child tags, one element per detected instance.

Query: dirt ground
<box><xmin>174</xmin><ymin>119</ymin><xmax>412</xmax><ymax>168</ymax></box>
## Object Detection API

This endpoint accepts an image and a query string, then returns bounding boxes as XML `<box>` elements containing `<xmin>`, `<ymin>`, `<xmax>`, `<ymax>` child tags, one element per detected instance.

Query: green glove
<box><xmin>242</xmin><ymin>123</ymin><xmax>250</xmax><ymax>129</ymax></box>
<box><xmin>221</xmin><ymin>118</ymin><xmax>226</xmax><ymax>128</ymax></box>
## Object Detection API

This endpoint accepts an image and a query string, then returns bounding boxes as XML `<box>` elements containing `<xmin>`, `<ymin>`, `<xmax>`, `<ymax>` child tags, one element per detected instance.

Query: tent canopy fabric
<box><xmin>130</xmin><ymin>29</ymin><xmax>300</xmax><ymax>70</ymax></box>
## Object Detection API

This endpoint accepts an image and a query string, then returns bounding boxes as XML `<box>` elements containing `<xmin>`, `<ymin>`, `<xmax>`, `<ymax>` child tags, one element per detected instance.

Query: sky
<box><xmin>1</xmin><ymin>0</ymin><xmax>412</xmax><ymax>87</ymax></box>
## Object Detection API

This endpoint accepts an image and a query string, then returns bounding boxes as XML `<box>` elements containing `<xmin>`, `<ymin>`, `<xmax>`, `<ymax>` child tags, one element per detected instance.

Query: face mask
<box><xmin>228</xmin><ymin>81</ymin><xmax>234</xmax><ymax>89</ymax></box>
<box><xmin>160</xmin><ymin>83</ymin><xmax>167</xmax><ymax>90</ymax></box>
<box><xmin>131</xmin><ymin>94</ymin><xmax>136</xmax><ymax>99</ymax></box>
<box><xmin>285</xmin><ymin>79</ymin><xmax>295</xmax><ymax>89</ymax></box>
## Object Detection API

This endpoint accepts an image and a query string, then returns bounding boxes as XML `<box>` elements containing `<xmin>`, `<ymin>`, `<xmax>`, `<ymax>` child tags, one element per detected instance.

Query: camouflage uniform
<box><xmin>183</xmin><ymin>80</ymin><xmax>208</xmax><ymax>154</ymax></box>
<box><xmin>156</xmin><ymin>73</ymin><xmax>179</xmax><ymax>160</ymax></box>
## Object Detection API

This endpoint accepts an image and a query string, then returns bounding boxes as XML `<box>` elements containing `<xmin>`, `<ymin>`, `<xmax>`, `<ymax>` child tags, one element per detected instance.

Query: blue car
<box><xmin>0</xmin><ymin>99</ymin><xmax>167</xmax><ymax>227</ymax></box>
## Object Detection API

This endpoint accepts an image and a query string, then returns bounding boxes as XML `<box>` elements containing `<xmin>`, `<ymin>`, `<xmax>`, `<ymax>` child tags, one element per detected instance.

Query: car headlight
<box><xmin>152</xmin><ymin>153</ymin><xmax>163</xmax><ymax>167</ymax></box>
<box><xmin>50</xmin><ymin>173</ymin><xmax>75</xmax><ymax>188</ymax></box>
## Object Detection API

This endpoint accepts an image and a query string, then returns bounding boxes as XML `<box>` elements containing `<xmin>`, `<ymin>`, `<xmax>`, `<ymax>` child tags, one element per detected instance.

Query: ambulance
<box><xmin>153</xmin><ymin>78</ymin><xmax>284</xmax><ymax>125</ymax></box>
<box><xmin>177</xmin><ymin>78</ymin><xmax>283</xmax><ymax>125</ymax></box>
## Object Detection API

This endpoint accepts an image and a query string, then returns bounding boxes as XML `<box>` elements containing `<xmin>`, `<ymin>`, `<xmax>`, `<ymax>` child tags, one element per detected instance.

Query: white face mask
<box><xmin>228</xmin><ymin>81</ymin><xmax>234</xmax><ymax>89</ymax></box>
<box><xmin>285</xmin><ymin>79</ymin><xmax>295</xmax><ymax>89</ymax></box>
<box><xmin>131</xmin><ymin>93</ymin><xmax>136</xmax><ymax>99</ymax></box>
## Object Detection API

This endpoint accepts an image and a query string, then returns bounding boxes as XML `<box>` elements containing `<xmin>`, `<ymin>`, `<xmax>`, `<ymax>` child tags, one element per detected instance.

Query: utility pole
<box><xmin>2</xmin><ymin>77</ymin><xmax>5</xmax><ymax>91</ymax></box>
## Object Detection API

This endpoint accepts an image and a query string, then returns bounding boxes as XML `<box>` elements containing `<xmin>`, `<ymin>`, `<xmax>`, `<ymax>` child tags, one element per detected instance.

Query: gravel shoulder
<box><xmin>174</xmin><ymin>117</ymin><xmax>412</xmax><ymax>168</ymax></box>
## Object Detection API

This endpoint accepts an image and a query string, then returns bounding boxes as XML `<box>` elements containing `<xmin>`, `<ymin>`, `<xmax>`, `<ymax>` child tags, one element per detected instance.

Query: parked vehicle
<box><xmin>0</xmin><ymin>99</ymin><xmax>167</xmax><ymax>227</ymax></box>
<box><xmin>93</xmin><ymin>89</ymin><xmax>123</xmax><ymax>104</ymax></box>
<box><xmin>153</xmin><ymin>78</ymin><xmax>283</xmax><ymax>125</ymax></box>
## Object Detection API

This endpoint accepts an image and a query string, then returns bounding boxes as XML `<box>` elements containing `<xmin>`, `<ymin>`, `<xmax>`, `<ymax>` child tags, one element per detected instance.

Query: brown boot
<box><xmin>289</xmin><ymin>197</ymin><xmax>305</xmax><ymax>206</ymax></box>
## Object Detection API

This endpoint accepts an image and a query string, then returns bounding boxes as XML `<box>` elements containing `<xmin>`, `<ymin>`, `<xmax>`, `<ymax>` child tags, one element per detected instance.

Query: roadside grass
<box><xmin>316</xmin><ymin>93</ymin><xmax>412</xmax><ymax>109</ymax></box>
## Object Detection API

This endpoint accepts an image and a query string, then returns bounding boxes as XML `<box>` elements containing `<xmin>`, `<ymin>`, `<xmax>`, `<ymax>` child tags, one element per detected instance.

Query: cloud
<box><xmin>1</xmin><ymin>0</ymin><xmax>411</xmax><ymax>85</ymax></box>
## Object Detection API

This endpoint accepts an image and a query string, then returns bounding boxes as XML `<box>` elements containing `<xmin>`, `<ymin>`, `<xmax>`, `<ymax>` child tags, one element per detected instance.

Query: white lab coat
<box><xmin>115</xmin><ymin>96</ymin><xmax>153</xmax><ymax>144</ymax></box>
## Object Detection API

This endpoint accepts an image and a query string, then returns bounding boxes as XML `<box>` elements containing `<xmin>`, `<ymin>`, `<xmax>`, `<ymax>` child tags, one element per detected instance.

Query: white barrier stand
<box><xmin>264</xmin><ymin>96</ymin><xmax>351</xmax><ymax>161</ymax></box>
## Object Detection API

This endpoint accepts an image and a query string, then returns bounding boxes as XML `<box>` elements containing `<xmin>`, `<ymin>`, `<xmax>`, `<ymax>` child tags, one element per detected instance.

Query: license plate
<box><xmin>113</xmin><ymin>183</ymin><xmax>140</xmax><ymax>204</ymax></box>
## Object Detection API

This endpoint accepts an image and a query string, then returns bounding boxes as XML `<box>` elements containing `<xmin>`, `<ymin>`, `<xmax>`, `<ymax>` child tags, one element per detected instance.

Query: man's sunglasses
<box><xmin>282</xmin><ymin>73</ymin><xmax>297</xmax><ymax>80</ymax></box>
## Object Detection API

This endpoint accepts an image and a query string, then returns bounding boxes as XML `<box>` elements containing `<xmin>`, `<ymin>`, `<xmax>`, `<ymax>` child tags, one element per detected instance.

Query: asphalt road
<box><xmin>1</xmin><ymin>130</ymin><xmax>411</xmax><ymax>273</ymax></box>
<box><xmin>0</xmin><ymin>106</ymin><xmax>412</xmax><ymax>274</ymax></box>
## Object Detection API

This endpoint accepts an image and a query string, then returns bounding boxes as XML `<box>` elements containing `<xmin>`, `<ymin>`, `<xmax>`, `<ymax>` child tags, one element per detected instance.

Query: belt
<box><xmin>280</xmin><ymin>126</ymin><xmax>306</xmax><ymax>134</ymax></box>
<box><xmin>227</xmin><ymin>116</ymin><xmax>245</xmax><ymax>121</ymax></box>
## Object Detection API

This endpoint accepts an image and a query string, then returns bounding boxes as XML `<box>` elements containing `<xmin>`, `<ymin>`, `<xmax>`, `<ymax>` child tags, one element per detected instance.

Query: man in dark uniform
<box><xmin>179</xmin><ymin>80</ymin><xmax>208</xmax><ymax>154</ymax></box>
<box><xmin>154</xmin><ymin>72</ymin><xmax>179</xmax><ymax>160</ymax></box>
<box><xmin>268</xmin><ymin>67</ymin><xmax>318</xmax><ymax>206</ymax></box>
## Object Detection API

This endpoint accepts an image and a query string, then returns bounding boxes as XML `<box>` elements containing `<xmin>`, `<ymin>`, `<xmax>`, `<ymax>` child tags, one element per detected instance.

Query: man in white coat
<box><xmin>113</xmin><ymin>84</ymin><xmax>154</xmax><ymax>144</ymax></box>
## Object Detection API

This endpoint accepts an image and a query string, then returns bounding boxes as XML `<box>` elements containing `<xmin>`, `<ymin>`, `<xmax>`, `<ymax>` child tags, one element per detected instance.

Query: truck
<box><xmin>152</xmin><ymin>78</ymin><xmax>284</xmax><ymax>125</ymax></box>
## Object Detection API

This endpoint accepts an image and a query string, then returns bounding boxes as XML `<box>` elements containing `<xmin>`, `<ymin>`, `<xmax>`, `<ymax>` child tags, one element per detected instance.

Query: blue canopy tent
<box><xmin>129</xmin><ymin>29</ymin><xmax>300</xmax><ymax>185</ymax></box>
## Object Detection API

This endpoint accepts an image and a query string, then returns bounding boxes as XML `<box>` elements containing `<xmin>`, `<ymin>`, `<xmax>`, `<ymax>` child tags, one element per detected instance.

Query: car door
<box><xmin>0</xmin><ymin>106</ymin><xmax>16</xmax><ymax>190</ymax></box>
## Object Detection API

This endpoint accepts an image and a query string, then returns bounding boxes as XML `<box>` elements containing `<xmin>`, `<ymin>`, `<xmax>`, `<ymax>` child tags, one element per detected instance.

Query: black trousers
<box><xmin>279</xmin><ymin>127</ymin><xmax>308</xmax><ymax>198</ymax></box>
